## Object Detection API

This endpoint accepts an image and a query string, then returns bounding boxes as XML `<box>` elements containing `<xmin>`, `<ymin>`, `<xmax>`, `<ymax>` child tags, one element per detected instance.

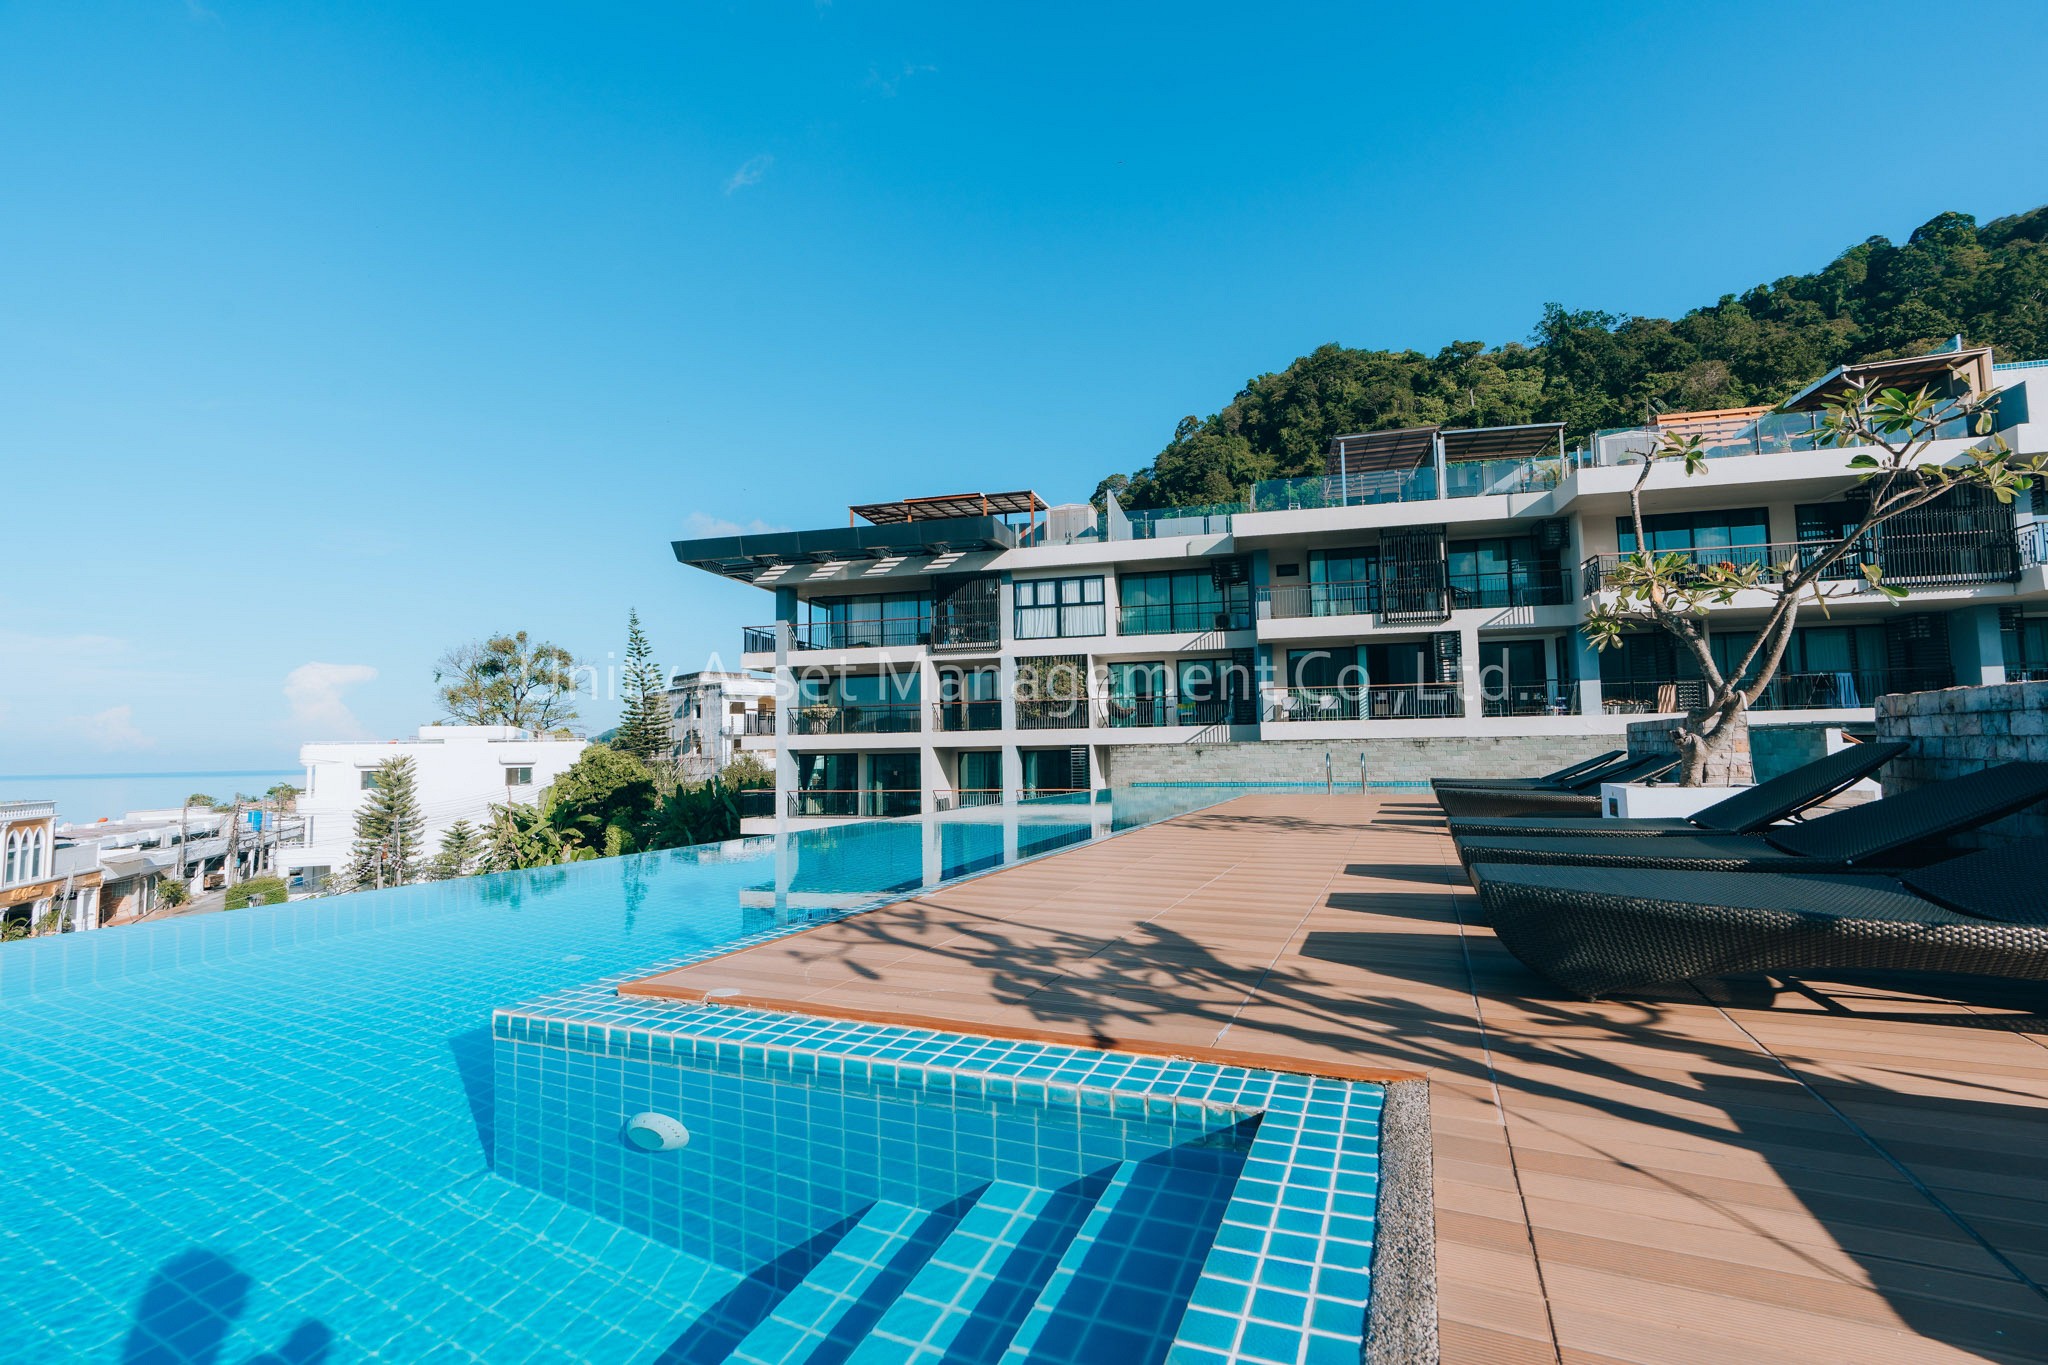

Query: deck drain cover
<box><xmin>622</xmin><ymin>1113</ymin><xmax>691</xmax><ymax>1152</ymax></box>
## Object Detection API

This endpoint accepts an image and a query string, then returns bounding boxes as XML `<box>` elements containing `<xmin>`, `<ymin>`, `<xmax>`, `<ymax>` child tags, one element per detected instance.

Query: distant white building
<box><xmin>282</xmin><ymin>725</ymin><xmax>587</xmax><ymax>893</ymax></box>
<box><xmin>665</xmin><ymin>670</ymin><xmax>776</xmax><ymax>783</ymax></box>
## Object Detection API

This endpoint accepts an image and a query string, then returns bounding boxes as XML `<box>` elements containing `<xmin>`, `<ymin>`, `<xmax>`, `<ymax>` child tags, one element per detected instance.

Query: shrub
<box><xmin>224</xmin><ymin>876</ymin><xmax>288</xmax><ymax>910</ymax></box>
<box><xmin>156</xmin><ymin>878</ymin><xmax>190</xmax><ymax>908</ymax></box>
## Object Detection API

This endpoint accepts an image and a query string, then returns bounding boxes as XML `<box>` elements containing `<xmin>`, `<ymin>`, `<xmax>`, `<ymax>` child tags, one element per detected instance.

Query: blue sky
<box><xmin>4</xmin><ymin>0</ymin><xmax>2046</xmax><ymax>775</ymax></box>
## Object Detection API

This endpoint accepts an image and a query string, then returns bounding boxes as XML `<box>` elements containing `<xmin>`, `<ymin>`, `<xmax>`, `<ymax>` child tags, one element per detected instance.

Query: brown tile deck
<box><xmin>620</xmin><ymin>794</ymin><xmax>2048</xmax><ymax>1364</ymax></box>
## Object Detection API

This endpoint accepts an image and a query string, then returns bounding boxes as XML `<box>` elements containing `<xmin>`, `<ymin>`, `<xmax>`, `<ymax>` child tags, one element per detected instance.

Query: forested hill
<box><xmin>1101</xmin><ymin>207</ymin><xmax>2048</xmax><ymax>510</ymax></box>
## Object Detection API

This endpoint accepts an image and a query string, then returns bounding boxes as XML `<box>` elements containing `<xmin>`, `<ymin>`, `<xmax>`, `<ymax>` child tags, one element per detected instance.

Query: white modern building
<box><xmin>671</xmin><ymin>345</ymin><xmax>2048</xmax><ymax>833</ymax></box>
<box><xmin>282</xmin><ymin>725</ymin><xmax>587</xmax><ymax>892</ymax></box>
<box><xmin>664</xmin><ymin>669</ymin><xmax>777</xmax><ymax>783</ymax></box>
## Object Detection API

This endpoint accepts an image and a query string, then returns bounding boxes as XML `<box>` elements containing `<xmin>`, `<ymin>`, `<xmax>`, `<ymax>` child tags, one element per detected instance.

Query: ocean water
<box><xmin>0</xmin><ymin>770</ymin><xmax>301</xmax><ymax>827</ymax></box>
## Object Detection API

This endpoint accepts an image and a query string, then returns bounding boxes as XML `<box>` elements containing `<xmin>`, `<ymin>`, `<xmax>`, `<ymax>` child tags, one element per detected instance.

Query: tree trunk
<box><xmin>1674</xmin><ymin>710</ymin><xmax>1752</xmax><ymax>787</ymax></box>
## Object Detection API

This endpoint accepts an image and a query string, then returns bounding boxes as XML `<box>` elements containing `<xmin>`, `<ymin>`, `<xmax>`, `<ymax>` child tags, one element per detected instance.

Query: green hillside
<box><xmin>1103</xmin><ymin>207</ymin><xmax>2048</xmax><ymax>509</ymax></box>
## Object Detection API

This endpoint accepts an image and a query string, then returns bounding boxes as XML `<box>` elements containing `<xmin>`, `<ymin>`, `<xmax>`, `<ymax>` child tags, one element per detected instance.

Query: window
<box><xmin>1616</xmin><ymin>507</ymin><xmax>1769</xmax><ymax>555</ymax></box>
<box><xmin>1117</xmin><ymin>569</ymin><xmax>1250</xmax><ymax>634</ymax></box>
<box><xmin>504</xmin><ymin>766</ymin><xmax>534</xmax><ymax>787</ymax></box>
<box><xmin>1447</xmin><ymin>537</ymin><xmax>1560</xmax><ymax>607</ymax></box>
<box><xmin>1014</xmin><ymin>576</ymin><xmax>1105</xmax><ymax>639</ymax></box>
<box><xmin>806</xmin><ymin>592</ymin><xmax>933</xmax><ymax>648</ymax></box>
<box><xmin>359</xmin><ymin>770</ymin><xmax>380</xmax><ymax>791</ymax></box>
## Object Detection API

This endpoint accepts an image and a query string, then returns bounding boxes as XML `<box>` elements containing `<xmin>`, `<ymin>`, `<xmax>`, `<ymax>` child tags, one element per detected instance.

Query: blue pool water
<box><xmin>0</xmin><ymin>788</ymin><xmax>1380</xmax><ymax>1363</ymax></box>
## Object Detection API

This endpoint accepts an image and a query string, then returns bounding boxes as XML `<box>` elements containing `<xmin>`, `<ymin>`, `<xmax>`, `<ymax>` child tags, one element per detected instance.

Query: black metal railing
<box><xmin>931</xmin><ymin>700</ymin><xmax>1002</xmax><ymax>732</ymax></box>
<box><xmin>742</xmin><ymin>712</ymin><xmax>778</xmax><ymax>736</ymax></box>
<box><xmin>1263</xmin><ymin>684</ymin><xmax>1465</xmax><ymax>722</ymax></box>
<box><xmin>2018</xmin><ymin>522</ymin><xmax>2048</xmax><ymax>568</ymax></box>
<box><xmin>1582</xmin><ymin>534</ymin><xmax>2020</xmax><ymax>596</ymax></box>
<box><xmin>1102</xmin><ymin>696</ymin><xmax>1171</xmax><ymax>728</ymax></box>
<box><xmin>934</xmin><ymin>788</ymin><xmax>1004</xmax><ymax>811</ymax></box>
<box><xmin>929</xmin><ymin>611</ymin><xmax>1001</xmax><ymax>651</ymax></box>
<box><xmin>742</xmin><ymin>625</ymin><xmax>779</xmax><ymax>654</ymax></box>
<box><xmin>787</xmin><ymin>788</ymin><xmax>923</xmax><ymax>818</ymax></box>
<box><xmin>786</xmin><ymin>702</ymin><xmax>924</xmax><ymax>735</ymax></box>
<box><xmin>1115</xmin><ymin>603</ymin><xmax>1253</xmax><ymax>635</ymax></box>
<box><xmin>1599</xmin><ymin>668</ymin><xmax>1954</xmax><ymax>715</ymax></box>
<box><xmin>1016</xmin><ymin>698</ymin><xmax>1093</xmax><ymax>730</ymax></box>
<box><xmin>1480</xmin><ymin>685</ymin><xmax>1578</xmax><ymax>717</ymax></box>
<box><xmin>1259</xmin><ymin>580</ymin><xmax>1380</xmax><ymax>620</ymax></box>
<box><xmin>737</xmin><ymin>788</ymin><xmax>776</xmax><ymax>819</ymax></box>
<box><xmin>1447</xmin><ymin>571</ymin><xmax>1569</xmax><ymax>610</ymax></box>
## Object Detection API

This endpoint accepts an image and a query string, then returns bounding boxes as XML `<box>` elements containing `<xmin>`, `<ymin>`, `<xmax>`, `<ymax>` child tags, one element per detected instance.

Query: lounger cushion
<box><xmin>1452</xmin><ymin>832</ymin><xmax>1825</xmax><ymax>872</ymax></box>
<box><xmin>1901</xmin><ymin>841</ymin><xmax>2048</xmax><ymax>925</ymax></box>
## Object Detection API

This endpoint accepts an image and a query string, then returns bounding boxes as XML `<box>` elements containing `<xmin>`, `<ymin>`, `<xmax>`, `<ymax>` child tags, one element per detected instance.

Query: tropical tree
<box><xmin>429</xmin><ymin>819</ymin><xmax>485</xmax><ymax>880</ymax></box>
<box><xmin>265</xmin><ymin>782</ymin><xmax>302</xmax><ymax>810</ymax></box>
<box><xmin>480</xmin><ymin>799</ymin><xmax>586</xmax><ymax>871</ymax></box>
<box><xmin>435</xmin><ymin>631</ymin><xmax>584</xmax><ymax>733</ymax></box>
<box><xmin>184</xmin><ymin>793</ymin><xmax>221</xmax><ymax>810</ymax></box>
<box><xmin>346</xmin><ymin>756</ymin><xmax>425</xmax><ymax>888</ymax></box>
<box><xmin>612</xmin><ymin>609</ymin><xmax>671</xmax><ymax>766</ymax></box>
<box><xmin>545</xmin><ymin>744</ymin><xmax>657</xmax><ymax>855</ymax></box>
<box><xmin>1585</xmin><ymin>374</ymin><xmax>2044</xmax><ymax>784</ymax></box>
<box><xmin>155</xmin><ymin>877</ymin><xmax>190</xmax><ymax>909</ymax></box>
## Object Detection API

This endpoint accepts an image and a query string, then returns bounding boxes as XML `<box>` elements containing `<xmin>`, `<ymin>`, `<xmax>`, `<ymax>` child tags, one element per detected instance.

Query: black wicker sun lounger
<box><xmin>1431</xmin><ymin>749</ymin><xmax>1624</xmax><ymax>791</ymax></box>
<box><xmin>1451</xmin><ymin>761</ymin><xmax>2048</xmax><ymax>874</ymax></box>
<box><xmin>1470</xmin><ymin>837</ymin><xmax>2048</xmax><ymax>999</ymax></box>
<box><xmin>1445</xmin><ymin>740</ymin><xmax>1910</xmax><ymax>841</ymax></box>
<box><xmin>1432</xmin><ymin>752</ymin><xmax>1681</xmax><ymax>819</ymax></box>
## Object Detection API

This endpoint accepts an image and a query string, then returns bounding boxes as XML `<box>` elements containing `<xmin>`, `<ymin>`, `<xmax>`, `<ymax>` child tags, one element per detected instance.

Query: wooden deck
<box><xmin>622</xmin><ymin>794</ymin><xmax>2048</xmax><ymax>1364</ymax></box>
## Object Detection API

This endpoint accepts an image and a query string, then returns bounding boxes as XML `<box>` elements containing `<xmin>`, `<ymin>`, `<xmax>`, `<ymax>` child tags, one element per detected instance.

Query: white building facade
<box><xmin>283</xmin><ymin>725</ymin><xmax>587</xmax><ymax>892</ymax></box>
<box><xmin>664</xmin><ymin>669</ymin><xmax>777</xmax><ymax>783</ymax></box>
<box><xmin>670</xmin><ymin>346</ymin><xmax>2048</xmax><ymax>832</ymax></box>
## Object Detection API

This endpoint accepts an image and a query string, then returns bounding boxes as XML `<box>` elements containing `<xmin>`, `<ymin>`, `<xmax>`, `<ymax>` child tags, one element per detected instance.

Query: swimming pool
<box><xmin>0</xmin><ymin>789</ymin><xmax>1381</xmax><ymax>1362</ymax></box>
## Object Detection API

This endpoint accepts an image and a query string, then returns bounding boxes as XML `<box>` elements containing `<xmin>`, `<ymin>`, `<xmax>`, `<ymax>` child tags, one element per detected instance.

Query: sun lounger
<box><xmin>1432</xmin><ymin>753</ymin><xmax>1681</xmax><ymax>818</ymax></box>
<box><xmin>1431</xmin><ymin>750</ymin><xmax>1624</xmax><ymax>791</ymax></box>
<box><xmin>1470</xmin><ymin>838</ymin><xmax>2048</xmax><ymax>999</ymax></box>
<box><xmin>1446</xmin><ymin>740</ymin><xmax>1908</xmax><ymax>840</ymax></box>
<box><xmin>1451</xmin><ymin>761</ymin><xmax>2048</xmax><ymax>873</ymax></box>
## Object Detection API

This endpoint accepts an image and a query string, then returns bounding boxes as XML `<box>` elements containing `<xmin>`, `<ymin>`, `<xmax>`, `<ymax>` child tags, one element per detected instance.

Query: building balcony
<box><xmin>1016</xmin><ymin>699</ymin><xmax>1093</xmax><ymax>731</ymax></box>
<box><xmin>737</xmin><ymin>788</ymin><xmax>776</xmax><ymax>819</ymax></box>
<box><xmin>932</xmin><ymin>788</ymin><xmax>1004</xmax><ymax>811</ymax></box>
<box><xmin>932</xmin><ymin>700</ymin><xmax>1002</xmax><ymax>732</ymax></box>
<box><xmin>786</xmin><ymin>702</ymin><xmax>924</xmax><ymax>736</ymax></box>
<box><xmin>1581</xmin><ymin>536</ymin><xmax>2020</xmax><ymax>596</ymax></box>
<box><xmin>1264</xmin><ymin>684</ymin><xmax>1465</xmax><ymax>722</ymax></box>
<box><xmin>1585</xmin><ymin>405</ymin><xmax>1982</xmax><ymax>468</ymax></box>
<box><xmin>787</xmin><ymin>788</ymin><xmax>923</xmax><ymax>819</ymax></box>
<box><xmin>1115</xmin><ymin>604</ymin><xmax>1254</xmax><ymax>636</ymax></box>
<box><xmin>1598</xmin><ymin>667</ymin><xmax>1955</xmax><ymax>715</ymax></box>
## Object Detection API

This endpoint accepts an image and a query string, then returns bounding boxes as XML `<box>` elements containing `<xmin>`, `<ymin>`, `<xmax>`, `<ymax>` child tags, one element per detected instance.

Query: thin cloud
<box><xmin>723</xmin><ymin>154</ymin><xmax>774</xmax><ymax>195</ymax></box>
<box><xmin>866</xmin><ymin>63</ymin><xmax>936</xmax><ymax>97</ymax></box>
<box><xmin>683</xmin><ymin>512</ymin><xmax>790</xmax><ymax>538</ymax></box>
<box><xmin>62</xmin><ymin>705</ymin><xmax>154</xmax><ymax>752</ymax></box>
<box><xmin>284</xmin><ymin>662</ymin><xmax>379</xmax><ymax>739</ymax></box>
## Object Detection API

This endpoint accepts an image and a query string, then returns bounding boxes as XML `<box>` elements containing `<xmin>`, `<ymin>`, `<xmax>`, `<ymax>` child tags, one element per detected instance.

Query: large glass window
<box><xmin>1447</xmin><ymin>537</ymin><xmax>1558</xmax><ymax>607</ymax></box>
<box><xmin>1014</xmin><ymin>576</ymin><xmax>1105</xmax><ymax>639</ymax></box>
<box><xmin>1106</xmin><ymin>661</ymin><xmax>1168</xmax><ymax>727</ymax></box>
<box><xmin>1306</xmin><ymin>548</ymin><xmax>1378</xmax><ymax>616</ymax></box>
<box><xmin>1117</xmin><ymin>568</ymin><xmax>1251</xmax><ymax>634</ymax></box>
<box><xmin>1616</xmin><ymin>508</ymin><xmax>1770</xmax><ymax>555</ymax></box>
<box><xmin>805</xmin><ymin>592</ymin><xmax>932</xmax><ymax>648</ymax></box>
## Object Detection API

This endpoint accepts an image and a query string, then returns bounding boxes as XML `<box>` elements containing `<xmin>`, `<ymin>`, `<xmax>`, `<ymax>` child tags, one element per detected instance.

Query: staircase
<box><xmin>657</xmin><ymin>1142</ymin><xmax>1248</xmax><ymax>1365</ymax></box>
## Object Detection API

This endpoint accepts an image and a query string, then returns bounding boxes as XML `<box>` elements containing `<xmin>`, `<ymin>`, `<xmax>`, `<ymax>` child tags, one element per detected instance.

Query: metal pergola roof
<box><xmin>1782</xmin><ymin>347</ymin><xmax>1996</xmax><ymax>411</ymax></box>
<box><xmin>1326</xmin><ymin>427</ymin><xmax>1438</xmax><ymax>473</ymax></box>
<box><xmin>1440</xmin><ymin>422</ymin><xmax>1565</xmax><ymax>463</ymax></box>
<box><xmin>849</xmin><ymin>491</ymin><xmax>1046</xmax><ymax>525</ymax></box>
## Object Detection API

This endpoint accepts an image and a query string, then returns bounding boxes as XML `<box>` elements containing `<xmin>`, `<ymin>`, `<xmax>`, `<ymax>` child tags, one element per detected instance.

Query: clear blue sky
<box><xmin>5</xmin><ymin>0</ymin><xmax>2045</xmax><ymax>775</ymax></box>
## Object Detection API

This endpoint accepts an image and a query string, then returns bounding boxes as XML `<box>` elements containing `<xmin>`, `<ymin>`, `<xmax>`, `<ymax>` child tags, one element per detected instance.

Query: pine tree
<box><xmin>347</xmin><ymin>756</ymin><xmax>425</xmax><ymax>889</ymax></box>
<box><xmin>613</xmin><ymin>609</ymin><xmax>670</xmax><ymax>766</ymax></box>
<box><xmin>429</xmin><ymin>819</ymin><xmax>484</xmax><ymax>880</ymax></box>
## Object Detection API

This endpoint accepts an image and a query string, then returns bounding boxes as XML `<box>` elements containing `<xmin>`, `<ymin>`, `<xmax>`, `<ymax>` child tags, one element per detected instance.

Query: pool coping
<box><xmin>493</xmin><ymin>997</ymin><xmax>1385</xmax><ymax>1365</ymax></box>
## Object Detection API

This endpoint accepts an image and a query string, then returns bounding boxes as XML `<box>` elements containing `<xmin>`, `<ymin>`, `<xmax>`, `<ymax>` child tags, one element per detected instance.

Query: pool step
<box><xmin>726</xmin><ymin>1200</ymin><xmax>935</xmax><ymax>1365</ymax></box>
<box><xmin>995</xmin><ymin>1160</ymin><xmax>1143</xmax><ymax>1365</ymax></box>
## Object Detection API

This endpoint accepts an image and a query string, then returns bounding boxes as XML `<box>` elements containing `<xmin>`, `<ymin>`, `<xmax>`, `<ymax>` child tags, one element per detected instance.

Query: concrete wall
<box><xmin>1099</xmin><ymin>735</ymin><xmax>1617</xmax><ymax>785</ymax></box>
<box><xmin>1876</xmin><ymin>680</ymin><xmax>2048</xmax><ymax>847</ymax></box>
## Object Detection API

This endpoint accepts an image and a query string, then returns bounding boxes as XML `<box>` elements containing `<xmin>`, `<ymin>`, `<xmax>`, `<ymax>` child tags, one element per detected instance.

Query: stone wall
<box><xmin>1622</xmin><ymin>714</ymin><xmax>1753</xmax><ymax>785</ymax></box>
<box><xmin>1875</xmin><ymin>680</ymin><xmax>2048</xmax><ymax>848</ymax></box>
<box><xmin>1100</xmin><ymin>735</ymin><xmax>1617</xmax><ymax>785</ymax></box>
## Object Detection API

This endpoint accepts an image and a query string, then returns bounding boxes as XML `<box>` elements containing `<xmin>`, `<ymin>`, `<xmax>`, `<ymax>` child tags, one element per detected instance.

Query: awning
<box><xmin>850</xmin><ymin>491</ymin><xmax>1046</xmax><ymax>524</ymax></box>
<box><xmin>1782</xmin><ymin>347</ymin><xmax>1995</xmax><ymax>411</ymax></box>
<box><xmin>1326</xmin><ymin>427</ymin><xmax>1438</xmax><ymax>473</ymax></box>
<box><xmin>1440</xmin><ymin>422</ymin><xmax>1565</xmax><ymax>463</ymax></box>
<box><xmin>673</xmin><ymin>519</ymin><xmax>1019</xmax><ymax>582</ymax></box>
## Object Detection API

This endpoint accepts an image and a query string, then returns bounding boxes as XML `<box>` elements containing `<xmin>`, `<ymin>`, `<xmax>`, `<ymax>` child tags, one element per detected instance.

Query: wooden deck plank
<box><xmin>617</xmin><ymin>794</ymin><xmax>2048</xmax><ymax>1364</ymax></box>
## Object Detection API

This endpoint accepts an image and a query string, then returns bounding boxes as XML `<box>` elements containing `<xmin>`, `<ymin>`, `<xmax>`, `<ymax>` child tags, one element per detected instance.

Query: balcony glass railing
<box><xmin>742</xmin><ymin>712</ymin><xmax>778</xmax><ymax>736</ymax></box>
<box><xmin>1589</xmin><ymin>407</ymin><xmax>1981</xmax><ymax>467</ymax></box>
<box><xmin>1116</xmin><ymin>603</ymin><xmax>1254</xmax><ymax>635</ymax></box>
<box><xmin>787</xmin><ymin>788</ymin><xmax>923</xmax><ymax>819</ymax></box>
<box><xmin>743</xmin><ymin>618</ymin><xmax>940</xmax><ymax>653</ymax></box>
<box><xmin>786</xmin><ymin>702</ymin><xmax>924</xmax><ymax>736</ymax></box>
<box><xmin>1445</xmin><ymin>457</ymin><xmax>1564</xmax><ymax>499</ymax></box>
<box><xmin>737</xmin><ymin>788</ymin><xmax>776</xmax><ymax>819</ymax></box>
<box><xmin>1250</xmin><ymin>466</ymin><xmax>1437</xmax><ymax>511</ymax></box>
<box><xmin>1264</xmin><ymin>684</ymin><xmax>1464</xmax><ymax>722</ymax></box>
<box><xmin>1122</xmin><ymin>503</ymin><xmax>1243</xmax><ymax>539</ymax></box>
<box><xmin>1447</xmin><ymin>571</ymin><xmax>1569</xmax><ymax>610</ymax></box>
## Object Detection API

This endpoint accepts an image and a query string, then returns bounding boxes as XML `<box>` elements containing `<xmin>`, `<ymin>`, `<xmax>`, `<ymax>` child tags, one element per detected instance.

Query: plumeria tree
<box><xmin>1585</xmin><ymin>371</ymin><xmax>2043</xmax><ymax>785</ymax></box>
